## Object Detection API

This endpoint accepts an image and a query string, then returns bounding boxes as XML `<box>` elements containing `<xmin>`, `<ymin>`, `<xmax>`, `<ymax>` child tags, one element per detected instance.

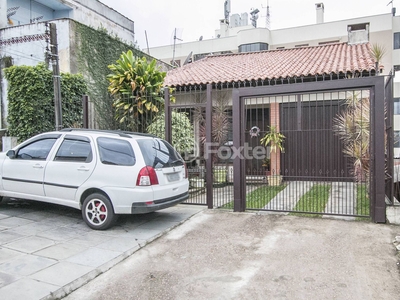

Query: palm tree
<box><xmin>370</xmin><ymin>43</ymin><xmax>386</xmax><ymax>74</ymax></box>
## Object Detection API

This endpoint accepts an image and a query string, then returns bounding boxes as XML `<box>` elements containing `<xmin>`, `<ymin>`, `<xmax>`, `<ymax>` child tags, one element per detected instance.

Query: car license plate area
<box><xmin>167</xmin><ymin>173</ymin><xmax>180</xmax><ymax>182</ymax></box>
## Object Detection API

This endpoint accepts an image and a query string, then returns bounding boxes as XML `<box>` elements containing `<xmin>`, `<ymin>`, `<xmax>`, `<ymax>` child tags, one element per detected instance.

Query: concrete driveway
<box><xmin>0</xmin><ymin>199</ymin><xmax>204</xmax><ymax>300</ymax></box>
<box><xmin>64</xmin><ymin>210</ymin><xmax>400</xmax><ymax>300</ymax></box>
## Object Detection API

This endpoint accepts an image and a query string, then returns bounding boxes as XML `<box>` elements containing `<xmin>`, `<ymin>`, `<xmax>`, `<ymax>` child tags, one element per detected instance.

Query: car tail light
<box><xmin>137</xmin><ymin>166</ymin><xmax>159</xmax><ymax>186</ymax></box>
<box><xmin>184</xmin><ymin>163</ymin><xmax>188</xmax><ymax>179</ymax></box>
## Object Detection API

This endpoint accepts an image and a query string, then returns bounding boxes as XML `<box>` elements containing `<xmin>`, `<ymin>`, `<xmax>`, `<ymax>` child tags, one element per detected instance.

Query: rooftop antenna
<box><xmin>172</xmin><ymin>28</ymin><xmax>183</xmax><ymax>67</ymax></box>
<box><xmin>387</xmin><ymin>0</ymin><xmax>396</xmax><ymax>16</ymax></box>
<box><xmin>145</xmin><ymin>30</ymin><xmax>150</xmax><ymax>55</ymax></box>
<box><xmin>224</xmin><ymin>0</ymin><xmax>231</xmax><ymax>22</ymax></box>
<box><xmin>250</xmin><ymin>8</ymin><xmax>260</xmax><ymax>28</ymax></box>
<box><xmin>261</xmin><ymin>0</ymin><xmax>271</xmax><ymax>29</ymax></box>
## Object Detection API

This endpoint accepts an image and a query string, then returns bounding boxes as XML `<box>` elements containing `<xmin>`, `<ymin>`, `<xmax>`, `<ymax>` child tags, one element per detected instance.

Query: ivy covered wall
<box><xmin>3</xmin><ymin>63</ymin><xmax>87</xmax><ymax>142</ymax></box>
<box><xmin>73</xmin><ymin>22</ymin><xmax>172</xmax><ymax>130</ymax></box>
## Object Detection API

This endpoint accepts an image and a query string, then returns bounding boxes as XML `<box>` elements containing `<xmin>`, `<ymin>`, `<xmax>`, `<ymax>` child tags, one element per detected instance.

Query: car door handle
<box><xmin>33</xmin><ymin>164</ymin><xmax>43</xmax><ymax>169</ymax></box>
<box><xmin>77</xmin><ymin>167</ymin><xmax>90</xmax><ymax>172</ymax></box>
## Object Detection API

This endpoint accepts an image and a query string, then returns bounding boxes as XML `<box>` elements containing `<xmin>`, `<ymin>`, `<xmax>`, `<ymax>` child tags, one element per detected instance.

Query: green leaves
<box><xmin>147</xmin><ymin>111</ymin><xmax>195</xmax><ymax>154</ymax></box>
<box><xmin>260</xmin><ymin>125</ymin><xmax>285</xmax><ymax>153</ymax></box>
<box><xmin>75</xmin><ymin>22</ymin><xmax>142</xmax><ymax>130</ymax></box>
<box><xmin>4</xmin><ymin>63</ymin><xmax>87</xmax><ymax>142</ymax></box>
<box><xmin>107</xmin><ymin>50</ymin><xmax>168</xmax><ymax>132</ymax></box>
<box><xmin>333</xmin><ymin>91</ymin><xmax>370</xmax><ymax>176</ymax></box>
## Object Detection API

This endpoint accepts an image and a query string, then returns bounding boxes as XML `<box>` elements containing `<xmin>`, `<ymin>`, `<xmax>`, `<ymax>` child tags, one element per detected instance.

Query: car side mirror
<box><xmin>6</xmin><ymin>150</ymin><xmax>16</xmax><ymax>159</ymax></box>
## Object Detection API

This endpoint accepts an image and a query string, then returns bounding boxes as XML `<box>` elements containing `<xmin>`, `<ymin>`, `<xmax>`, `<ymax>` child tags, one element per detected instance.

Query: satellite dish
<box><xmin>199</xmin><ymin>36</ymin><xmax>203</xmax><ymax>41</ymax></box>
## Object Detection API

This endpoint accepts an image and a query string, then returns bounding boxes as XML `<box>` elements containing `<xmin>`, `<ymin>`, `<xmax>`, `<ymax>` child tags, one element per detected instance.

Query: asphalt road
<box><xmin>64</xmin><ymin>210</ymin><xmax>400</xmax><ymax>300</ymax></box>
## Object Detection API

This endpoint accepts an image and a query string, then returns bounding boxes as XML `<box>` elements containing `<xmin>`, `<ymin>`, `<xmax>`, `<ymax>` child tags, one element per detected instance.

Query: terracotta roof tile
<box><xmin>164</xmin><ymin>42</ymin><xmax>376</xmax><ymax>87</ymax></box>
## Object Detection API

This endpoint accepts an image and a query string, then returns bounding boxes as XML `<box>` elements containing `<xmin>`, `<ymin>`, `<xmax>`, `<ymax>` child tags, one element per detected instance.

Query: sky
<box><xmin>99</xmin><ymin>0</ymin><xmax>396</xmax><ymax>50</ymax></box>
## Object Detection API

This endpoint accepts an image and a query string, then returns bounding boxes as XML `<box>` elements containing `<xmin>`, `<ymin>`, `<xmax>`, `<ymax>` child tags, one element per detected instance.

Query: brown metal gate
<box><xmin>165</xmin><ymin>76</ymin><xmax>391</xmax><ymax>222</ymax></box>
<box><xmin>230</xmin><ymin>77</ymin><xmax>389</xmax><ymax>222</ymax></box>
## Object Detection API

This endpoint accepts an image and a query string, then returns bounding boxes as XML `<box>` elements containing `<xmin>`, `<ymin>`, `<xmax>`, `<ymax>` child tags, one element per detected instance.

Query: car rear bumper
<box><xmin>131</xmin><ymin>192</ymin><xmax>189</xmax><ymax>214</ymax></box>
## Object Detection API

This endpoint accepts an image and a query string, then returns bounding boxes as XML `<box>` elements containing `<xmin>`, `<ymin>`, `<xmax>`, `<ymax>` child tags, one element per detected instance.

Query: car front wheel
<box><xmin>82</xmin><ymin>193</ymin><xmax>116</xmax><ymax>230</ymax></box>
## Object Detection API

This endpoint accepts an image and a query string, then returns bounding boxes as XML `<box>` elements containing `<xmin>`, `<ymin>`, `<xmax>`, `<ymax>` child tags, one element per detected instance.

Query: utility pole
<box><xmin>49</xmin><ymin>23</ymin><xmax>62</xmax><ymax>130</ymax></box>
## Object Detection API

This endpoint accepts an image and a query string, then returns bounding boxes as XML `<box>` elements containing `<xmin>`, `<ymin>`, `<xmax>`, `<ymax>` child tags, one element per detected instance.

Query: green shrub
<box><xmin>4</xmin><ymin>63</ymin><xmax>87</xmax><ymax>141</ymax></box>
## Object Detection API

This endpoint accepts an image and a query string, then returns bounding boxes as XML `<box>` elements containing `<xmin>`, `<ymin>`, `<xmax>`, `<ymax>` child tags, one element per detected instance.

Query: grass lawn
<box><xmin>222</xmin><ymin>184</ymin><xmax>286</xmax><ymax>209</ymax></box>
<box><xmin>290</xmin><ymin>184</ymin><xmax>331</xmax><ymax>218</ymax></box>
<box><xmin>356</xmin><ymin>183</ymin><xmax>369</xmax><ymax>220</ymax></box>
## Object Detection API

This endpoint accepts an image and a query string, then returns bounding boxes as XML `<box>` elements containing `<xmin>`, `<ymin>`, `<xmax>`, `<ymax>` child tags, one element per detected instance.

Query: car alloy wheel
<box><xmin>82</xmin><ymin>193</ymin><xmax>116</xmax><ymax>230</ymax></box>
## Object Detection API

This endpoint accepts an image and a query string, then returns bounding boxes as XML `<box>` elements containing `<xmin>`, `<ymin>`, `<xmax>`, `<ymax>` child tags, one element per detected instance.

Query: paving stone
<box><xmin>30</xmin><ymin>261</ymin><xmax>92</xmax><ymax>287</ymax></box>
<box><xmin>0</xmin><ymin>214</ymin><xmax>10</xmax><ymax>220</ymax></box>
<box><xmin>0</xmin><ymin>278</ymin><xmax>58</xmax><ymax>300</ymax></box>
<box><xmin>95</xmin><ymin>236</ymin><xmax>140</xmax><ymax>252</ymax></box>
<box><xmin>0</xmin><ymin>248</ymin><xmax>24</xmax><ymax>264</ymax></box>
<box><xmin>4</xmin><ymin>236</ymin><xmax>55</xmax><ymax>253</ymax></box>
<box><xmin>41</xmin><ymin>215</ymin><xmax>82</xmax><ymax>227</ymax></box>
<box><xmin>66</xmin><ymin>247</ymin><xmax>121</xmax><ymax>268</ymax></box>
<box><xmin>138</xmin><ymin>220</ymin><xmax>179</xmax><ymax>231</ymax></box>
<box><xmin>17</xmin><ymin>211</ymin><xmax>60</xmax><ymax>222</ymax></box>
<box><xmin>8</xmin><ymin>222</ymin><xmax>59</xmax><ymax>235</ymax></box>
<box><xmin>37</xmin><ymin>226</ymin><xmax>87</xmax><ymax>242</ymax></box>
<box><xmin>124</xmin><ymin>228</ymin><xmax>162</xmax><ymax>241</ymax></box>
<box><xmin>0</xmin><ymin>271</ymin><xmax>20</xmax><ymax>288</ymax></box>
<box><xmin>0</xmin><ymin>217</ymin><xmax>34</xmax><ymax>228</ymax></box>
<box><xmin>68</xmin><ymin>232</ymin><xmax>114</xmax><ymax>248</ymax></box>
<box><xmin>0</xmin><ymin>254</ymin><xmax>57</xmax><ymax>276</ymax></box>
<box><xmin>34</xmin><ymin>243</ymin><xmax>88</xmax><ymax>260</ymax></box>
<box><xmin>0</xmin><ymin>231</ymin><xmax>27</xmax><ymax>245</ymax></box>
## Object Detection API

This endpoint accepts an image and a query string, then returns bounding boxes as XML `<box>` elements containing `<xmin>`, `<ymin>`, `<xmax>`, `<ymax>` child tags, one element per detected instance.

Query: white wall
<box><xmin>70</xmin><ymin>0</ymin><xmax>135</xmax><ymax>43</ymax></box>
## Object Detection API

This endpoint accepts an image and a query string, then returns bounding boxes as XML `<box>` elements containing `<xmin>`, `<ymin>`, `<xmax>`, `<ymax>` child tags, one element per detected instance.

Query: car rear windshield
<box><xmin>97</xmin><ymin>137</ymin><xmax>136</xmax><ymax>166</ymax></box>
<box><xmin>137</xmin><ymin>138</ymin><xmax>183</xmax><ymax>168</ymax></box>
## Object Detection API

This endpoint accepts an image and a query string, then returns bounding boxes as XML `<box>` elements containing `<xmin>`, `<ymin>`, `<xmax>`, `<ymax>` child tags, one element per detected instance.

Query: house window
<box><xmin>239</xmin><ymin>43</ymin><xmax>268</xmax><ymax>53</ymax></box>
<box><xmin>394</xmin><ymin>32</ymin><xmax>400</xmax><ymax>49</ymax></box>
<box><xmin>395</xmin><ymin>131</ymin><xmax>400</xmax><ymax>147</ymax></box>
<box><xmin>395</xmin><ymin>98</ymin><xmax>400</xmax><ymax>115</ymax></box>
<box><xmin>295</xmin><ymin>44</ymin><xmax>309</xmax><ymax>48</ymax></box>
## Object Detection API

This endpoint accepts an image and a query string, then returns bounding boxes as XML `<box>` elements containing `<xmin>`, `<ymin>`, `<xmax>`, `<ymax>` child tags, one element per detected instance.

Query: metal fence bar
<box><xmin>371</xmin><ymin>78</ymin><xmax>386</xmax><ymax>223</ymax></box>
<box><xmin>206</xmin><ymin>84</ymin><xmax>213</xmax><ymax>209</ymax></box>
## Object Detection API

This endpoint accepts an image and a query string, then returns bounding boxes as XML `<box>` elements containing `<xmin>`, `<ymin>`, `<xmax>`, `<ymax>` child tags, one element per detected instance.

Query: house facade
<box><xmin>150</xmin><ymin>3</ymin><xmax>400</xmax><ymax>156</ymax></box>
<box><xmin>0</xmin><ymin>0</ymin><xmax>154</xmax><ymax>131</ymax></box>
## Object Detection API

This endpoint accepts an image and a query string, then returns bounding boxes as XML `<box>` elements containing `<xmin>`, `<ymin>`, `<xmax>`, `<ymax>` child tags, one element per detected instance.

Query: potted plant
<box><xmin>260</xmin><ymin>125</ymin><xmax>285</xmax><ymax>186</ymax></box>
<box><xmin>262</xmin><ymin>157</ymin><xmax>271</xmax><ymax>176</ymax></box>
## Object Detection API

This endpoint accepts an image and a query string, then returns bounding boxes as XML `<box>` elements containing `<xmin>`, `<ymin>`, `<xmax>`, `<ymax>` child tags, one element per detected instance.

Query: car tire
<box><xmin>82</xmin><ymin>193</ymin><xmax>116</xmax><ymax>230</ymax></box>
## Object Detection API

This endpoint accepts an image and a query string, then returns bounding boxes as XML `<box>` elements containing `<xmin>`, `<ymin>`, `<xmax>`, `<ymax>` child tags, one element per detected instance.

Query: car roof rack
<box><xmin>60</xmin><ymin>128</ymin><xmax>156</xmax><ymax>138</ymax></box>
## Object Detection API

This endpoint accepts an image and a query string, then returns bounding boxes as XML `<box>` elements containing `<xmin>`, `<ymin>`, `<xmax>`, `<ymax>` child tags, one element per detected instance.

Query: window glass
<box><xmin>16</xmin><ymin>138</ymin><xmax>57</xmax><ymax>160</ymax></box>
<box><xmin>239</xmin><ymin>43</ymin><xmax>268</xmax><ymax>53</ymax></box>
<box><xmin>137</xmin><ymin>138</ymin><xmax>183</xmax><ymax>168</ymax></box>
<box><xmin>394</xmin><ymin>32</ymin><xmax>400</xmax><ymax>50</ymax></box>
<box><xmin>97</xmin><ymin>137</ymin><xmax>135</xmax><ymax>166</ymax></box>
<box><xmin>395</xmin><ymin>131</ymin><xmax>400</xmax><ymax>147</ymax></box>
<box><xmin>55</xmin><ymin>139</ymin><xmax>92</xmax><ymax>162</ymax></box>
<box><xmin>394</xmin><ymin>98</ymin><xmax>400</xmax><ymax>115</ymax></box>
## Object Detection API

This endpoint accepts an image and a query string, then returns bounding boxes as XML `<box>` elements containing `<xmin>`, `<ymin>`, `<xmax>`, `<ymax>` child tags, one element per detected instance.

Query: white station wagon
<box><xmin>0</xmin><ymin>129</ymin><xmax>189</xmax><ymax>230</ymax></box>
